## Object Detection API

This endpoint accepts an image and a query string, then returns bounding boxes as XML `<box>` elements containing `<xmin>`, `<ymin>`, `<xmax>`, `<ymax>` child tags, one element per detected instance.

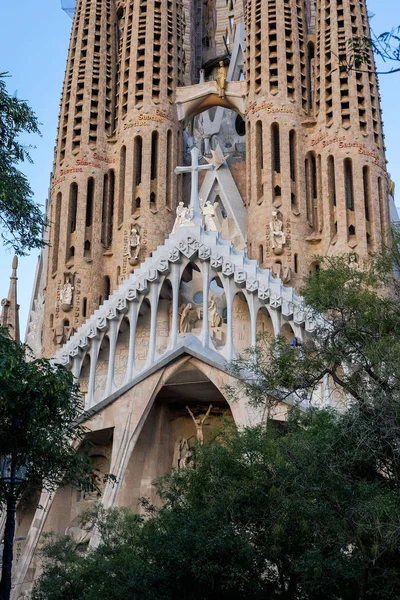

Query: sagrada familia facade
<box><xmin>0</xmin><ymin>0</ymin><xmax>394</xmax><ymax>596</ymax></box>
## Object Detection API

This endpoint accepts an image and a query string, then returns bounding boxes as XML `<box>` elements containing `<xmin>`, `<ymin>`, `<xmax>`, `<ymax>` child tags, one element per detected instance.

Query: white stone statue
<box><xmin>201</xmin><ymin>200</ymin><xmax>218</xmax><ymax>232</ymax></box>
<box><xmin>208</xmin><ymin>298</ymin><xmax>222</xmax><ymax>328</ymax></box>
<box><xmin>181</xmin><ymin>206</ymin><xmax>194</xmax><ymax>226</ymax></box>
<box><xmin>186</xmin><ymin>404</ymin><xmax>213</xmax><ymax>444</ymax></box>
<box><xmin>128</xmin><ymin>225</ymin><xmax>141</xmax><ymax>261</ymax></box>
<box><xmin>60</xmin><ymin>277</ymin><xmax>73</xmax><ymax>306</ymax></box>
<box><xmin>270</xmin><ymin>212</ymin><xmax>286</xmax><ymax>255</ymax></box>
<box><xmin>180</xmin><ymin>303</ymin><xmax>194</xmax><ymax>334</ymax></box>
<box><xmin>173</xmin><ymin>438</ymin><xmax>192</xmax><ymax>471</ymax></box>
<box><xmin>172</xmin><ymin>202</ymin><xmax>194</xmax><ymax>233</ymax></box>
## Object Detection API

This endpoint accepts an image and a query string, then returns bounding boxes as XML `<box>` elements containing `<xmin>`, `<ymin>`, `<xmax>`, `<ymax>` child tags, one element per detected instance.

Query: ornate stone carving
<box><xmin>208</xmin><ymin>299</ymin><xmax>222</xmax><ymax>328</ymax></box>
<box><xmin>216</xmin><ymin>61</ymin><xmax>227</xmax><ymax>99</ymax></box>
<box><xmin>270</xmin><ymin>212</ymin><xmax>286</xmax><ymax>256</ymax></box>
<box><xmin>179</xmin><ymin>303</ymin><xmax>199</xmax><ymax>334</ymax></box>
<box><xmin>60</xmin><ymin>275</ymin><xmax>74</xmax><ymax>312</ymax></box>
<box><xmin>186</xmin><ymin>404</ymin><xmax>213</xmax><ymax>444</ymax></box>
<box><xmin>201</xmin><ymin>200</ymin><xmax>218</xmax><ymax>232</ymax></box>
<box><xmin>126</xmin><ymin>225</ymin><xmax>141</xmax><ymax>265</ymax></box>
<box><xmin>173</xmin><ymin>438</ymin><xmax>192</xmax><ymax>471</ymax></box>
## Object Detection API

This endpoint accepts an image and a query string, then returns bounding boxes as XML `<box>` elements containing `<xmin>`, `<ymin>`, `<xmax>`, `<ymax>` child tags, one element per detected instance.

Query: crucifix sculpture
<box><xmin>186</xmin><ymin>404</ymin><xmax>213</xmax><ymax>444</ymax></box>
<box><xmin>175</xmin><ymin>147</ymin><xmax>214</xmax><ymax>222</ymax></box>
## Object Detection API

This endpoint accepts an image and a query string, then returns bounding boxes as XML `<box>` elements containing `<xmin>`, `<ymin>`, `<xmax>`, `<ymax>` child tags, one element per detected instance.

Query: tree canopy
<box><xmin>0</xmin><ymin>73</ymin><xmax>47</xmax><ymax>255</ymax></box>
<box><xmin>0</xmin><ymin>328</ymin><xmax>93</xmax><ymax>505</ymax></box>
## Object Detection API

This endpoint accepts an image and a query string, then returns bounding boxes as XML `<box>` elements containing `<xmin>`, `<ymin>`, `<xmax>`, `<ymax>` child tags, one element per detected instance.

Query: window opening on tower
<box><xmin>344</xmin><ymin>159</ymin><xmax>354</xmax><ymax>211</ymax></box>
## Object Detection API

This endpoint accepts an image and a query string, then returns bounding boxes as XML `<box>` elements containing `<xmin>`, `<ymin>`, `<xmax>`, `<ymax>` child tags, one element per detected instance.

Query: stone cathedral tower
<box><xmin>16</xmin><ymin>1</ymin><xmax>391</xmax><ymax>596</ymax></box>
<box><xmin>32</xmin><ymin>0</ymin><xmax>390</xmax><ymax>359</ymax></box>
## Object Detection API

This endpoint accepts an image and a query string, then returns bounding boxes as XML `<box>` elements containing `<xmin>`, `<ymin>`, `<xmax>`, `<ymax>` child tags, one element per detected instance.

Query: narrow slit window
<box><xmin>271</xmin><ymin>123</ymin><xmax>281</xmax><ymax>174</ymax></box>
<box><xmin>86</xmin><ymin>178</ymin><xmax>94</xmax><ymax>227</ymax></box>
<box><xmin>151</xmin><ymin>131</ymin><xmax>158</xmax><ymax>181</ymax></box>
<box><xmin>134</xmin><ymin>136</ymin><xmax>143</xmax><ymax>187</ymax></box>
<box><xmin>344</xmin><ymin>159</ymin><xmax>354</xmax><ymax>211</ymax></box>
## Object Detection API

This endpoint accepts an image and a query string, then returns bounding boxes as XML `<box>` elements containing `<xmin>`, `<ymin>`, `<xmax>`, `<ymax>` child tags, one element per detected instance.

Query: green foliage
<box><xmin>347</xmin><ymin>26</ymin><xmax>400</xmax><ymax>75</ymax></box>
<box><xmin>0</xmin><ymin>72</ymin><xmax>47</xmax><ymax>254</ymax></box>
<box><xmin>32</xmin><ymin>412</ymin><xmax>400</xmax><ymax>600</ymax></box>
<box><xmin>0</xmin><ymin>328</ymin><xmax>93</xmax><ymax>504</ymax></box>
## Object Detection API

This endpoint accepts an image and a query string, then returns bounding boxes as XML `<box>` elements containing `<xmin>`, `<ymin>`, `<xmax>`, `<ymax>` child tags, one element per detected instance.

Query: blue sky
<box><xmin>0</xmin><ymin>0</ymin><xmax>399</xmax><ymax>335</ymax></box>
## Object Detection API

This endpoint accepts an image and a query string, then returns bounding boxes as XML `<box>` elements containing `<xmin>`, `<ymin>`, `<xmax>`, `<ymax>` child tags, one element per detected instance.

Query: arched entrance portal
<box><xmin>118</xmin><ymin>363</ymin><xmax>233</xmax><ymax>513</ymax></box>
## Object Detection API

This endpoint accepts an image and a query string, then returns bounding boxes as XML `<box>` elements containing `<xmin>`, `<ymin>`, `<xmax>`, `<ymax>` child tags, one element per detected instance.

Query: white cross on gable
<box><xmin>175</xmin><ymin>147</ymin><xmax>214</xmax><ymax>221</ymax></box>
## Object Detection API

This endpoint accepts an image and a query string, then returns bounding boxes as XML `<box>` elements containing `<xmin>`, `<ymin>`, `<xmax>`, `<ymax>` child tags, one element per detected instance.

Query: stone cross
<box><xmin>175</xmin><ymin>147</ymin><xmax>214</xmax><ymax>222</ymax></box>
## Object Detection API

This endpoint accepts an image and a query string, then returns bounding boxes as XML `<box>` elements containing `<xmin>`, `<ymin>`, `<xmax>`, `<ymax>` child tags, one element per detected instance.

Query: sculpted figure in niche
<box><xmin>201</xmin><ymin>200</ymin><xmax>218</xmax><ymax>232</ymax></box>
<box><xmin>60</xmin><ymin>275</ymin><xmax>73</xmax><ymax>309</ymax></box>
<box><xmin>216</xmin><ymin>61</ymin><xmax>227</xmax><ymax>99</ymax></box>
<box><xmin>186</xmin><ymin>404</ymin><xmax>213</xmax><ymax>444</ymax></box>
<box><xmin>128</xmin><ymin>225</ymin><xmax>141</xmax><ymax>262</ymax></box>
<box><xmin>179</xmin><ymin>303</ymin><xmax>198</xmax><ymax>334</ymax></box>
<box><xmin>208</xmin><ymin>298</ymin><xmax>222</xmax><ymax>328</ymax></box>
<box><xmin>349</xmin><ymin>253</ymin><xmax>359</xmax><ymax>270</ymax></box>
<box><xmin>270</xmin><ymin>212</ymin><xmax>286</xmax><ymax>255</ymax></box>
<box><xmin>173</xmin><ymin>438</ymin><xmax>192</xmax><ymax>471</ymax></box>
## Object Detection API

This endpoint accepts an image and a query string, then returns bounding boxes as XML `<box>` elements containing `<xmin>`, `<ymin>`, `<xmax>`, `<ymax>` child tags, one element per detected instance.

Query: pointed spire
<box><xmin>0</xmin><ymin>256</ymin><xmax>20</xmax><ymax>343</ymax></box>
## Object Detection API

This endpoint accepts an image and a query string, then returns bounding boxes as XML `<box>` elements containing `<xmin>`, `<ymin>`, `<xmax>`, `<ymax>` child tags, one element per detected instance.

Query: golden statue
<box><xmin>216</xmin><ymin>61</ymin><xmax>227</xmax><ymax>99</ymax></box>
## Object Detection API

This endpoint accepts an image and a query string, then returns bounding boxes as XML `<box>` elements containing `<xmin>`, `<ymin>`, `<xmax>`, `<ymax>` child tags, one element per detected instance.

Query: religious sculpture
<box><xmin>128</xmin><ymin>225</ymin><xmax>141</xmax><ymax>263</ymax></box>
<box><xmin>60</xmin><ymin>275</ymin><xmax>73</xmax><ymax>309</ymax></box>
<box><xmin>270</xmin><ymin>212</ymin><xmax>286</xmax><ymax>255</ymax></box>
<box><xmin>65</xmin><ymin>517</ymin><xmax>94</xmax><ymax>546</ymax></box>
<box><xmin>349</xmin><ymin>253</ymin><xmax>359</xmax><ymax>270</ymax></box>
<box><xmin>186</xmin><ymin>404</ymin><xmax>213</xmax><ymax>444</ymax></box>
<box><xmin>216</xmin><ymin>60</ymin><xmax>227</xmax><ymax>99</ymax></box>
<box><xmin>175</xmin><ymin>147</ymin><xmax>214</xmax><ymax>224</ymax></box>
<box><xmin>173</xmin><ymin>438</ymin><xmax>192</xmax><ymax>471</ymax></box>
<box><xmin>172</xmin><ymin>202</ymin><xmax>194</xmax><ymax>233</ymax></box>
<box><xmin>208</xmin><ymin>298</ymin><xmax>222</xmax><ymax>328</ymax></box>
<box><xmin>201</xmin><ymin>200</ymin><xmax>218</xmax><ymax>232</ymax></box>
<box><xmin>179</xmin><ymin>303</ymin><xmax>195</xmax><ymax>334</ymax></box>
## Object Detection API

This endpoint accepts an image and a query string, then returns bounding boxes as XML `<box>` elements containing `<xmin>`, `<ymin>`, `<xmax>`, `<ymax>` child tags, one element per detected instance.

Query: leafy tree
<box><xmin>0</xmin><ymin>72</ymin><xmax>47</xmax><ymax>255</ymax></box>
<box><xmin>32</xmin><ymin>410</ymin><xmax>400</xmax><ymax>600</ymax></box>
<box><xmin>347</xmin><ymin>26</ymin><xmax>400</xmax><ymax>75</ymax></box>
<box><xmin>0</xmin><ymin>328</ymin><xmax>93</xmax><ymax>600</ymax></box>
<box><xmin>31</xmin><ymin>238</ymin><xmax>400</xmax><ymax>600</ymax></box>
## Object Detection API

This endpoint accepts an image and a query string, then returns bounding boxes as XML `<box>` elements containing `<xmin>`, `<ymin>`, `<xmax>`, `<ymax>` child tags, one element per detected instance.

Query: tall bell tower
<box><xmin>43</xmin><ymin>0</ymin><xmax>186</xmax><ymax>356</ymax></box>
<box><xmin>245</xmin><ymin>0</ymin><xmax>389</xmax><ymax>284</ymax></box>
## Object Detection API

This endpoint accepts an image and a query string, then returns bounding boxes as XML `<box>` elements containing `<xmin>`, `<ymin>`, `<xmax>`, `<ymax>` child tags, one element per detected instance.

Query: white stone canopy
<box><xmin>55</xmin><ymin>222</ymin><xmax>315</xmax><ymax>412</ymax></box>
